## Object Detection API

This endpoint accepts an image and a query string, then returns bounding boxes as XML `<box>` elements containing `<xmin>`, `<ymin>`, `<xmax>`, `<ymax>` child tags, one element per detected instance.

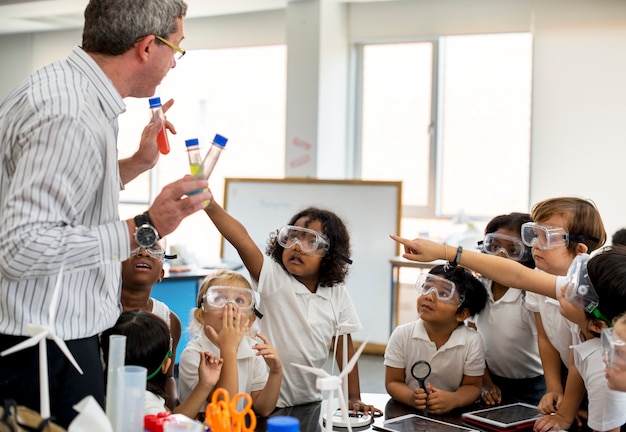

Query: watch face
<box><xmin>136</xmin><ymin>224</ymin><xmax>158</xmax><ymax>248</ymax></box>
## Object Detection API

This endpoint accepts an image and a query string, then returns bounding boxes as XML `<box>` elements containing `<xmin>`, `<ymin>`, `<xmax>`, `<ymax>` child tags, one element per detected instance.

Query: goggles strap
<box><xmin>591</xmin><ymin>307</ymin><xmax>612</xmax><ymax>327</ymax></box>
<box><xmin>147</xmin><ymin>349</ymin><xmax>172</xmax><ymax>380</ymax></box>
<box><xmin>334</xmin><ymin>251</ymin><xmax>353</xmax><ymax>265</ymax></box>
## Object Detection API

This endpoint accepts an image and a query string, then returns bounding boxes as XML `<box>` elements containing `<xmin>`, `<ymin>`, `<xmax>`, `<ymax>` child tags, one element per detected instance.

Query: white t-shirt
<box><xmin>144</xmin><ymin>390</ymin><xmax>166</xmax><ymax>415</ymax></box>
<box><xmin>472</xmin><ymin>280</ymin><xmax>542</xmax><ymax>379</ymax></box>
<box><xmin>178</xmin><ymin>332</ymin><xmax>268</xmax><ymax>411</ymax></box>
<box><xmin>254</xmin><ymin>255</ymin><xmax>362</xmax><ymax>407</ymax></box>
<box><xmin>151</xmin><ymin>297</ymin><xmax>171</xmax><ymax>328</ymax></box>
<box><xmin>526</xmin><ymin>275</ymin><xmax>572</xmax><ymax>366</ymax></box>
<box><xmin>384</xmin><ymin>319</ymin><xmax>485</xmax><ymax>392</ymax></box>
<box><xmin>571</xmin><ymin>329</ymin><xmax>626</xmax><ymax>431</ymax></box>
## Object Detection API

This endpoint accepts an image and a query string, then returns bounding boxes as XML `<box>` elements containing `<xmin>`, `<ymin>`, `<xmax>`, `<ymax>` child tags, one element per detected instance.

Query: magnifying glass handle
<box><xmin>418</xmin><ymin>378</ymin><xmax>428</xmax><ymax>394</ymax></box>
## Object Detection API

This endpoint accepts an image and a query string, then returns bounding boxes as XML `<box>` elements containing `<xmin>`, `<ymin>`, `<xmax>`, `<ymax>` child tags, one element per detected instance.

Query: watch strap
<box><xmin>134</xmin><ymin>212</ymin><xmax>160</xmax><ymax>237</ymax></box>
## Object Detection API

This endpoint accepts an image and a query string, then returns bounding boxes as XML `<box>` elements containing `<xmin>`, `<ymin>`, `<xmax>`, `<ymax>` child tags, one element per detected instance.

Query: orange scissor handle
<box><xmin>230</xmin><ymin>393</ymin><xmax>256</xmax><ymax>432</ymax></box>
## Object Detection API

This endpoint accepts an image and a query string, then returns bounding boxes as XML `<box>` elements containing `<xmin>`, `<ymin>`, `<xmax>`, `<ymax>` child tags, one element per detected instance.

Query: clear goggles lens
<box><xmin>563</xmin><ymin>254</ymin><xmax>600</xmax><ymax>313</ymax></box>
<box><xmin>480</xmin><ymin>233</ymin><xmax>529</xmax><ymax>261</ymax></box>
<box><xmin>415</xmin><ymin>274</ymin><xmax>461</xmax><ymax>304</ymax></box>
<box><xmin>521</xmin><ymin>222</ymin><xmax>569</xmax><ymax>250</ymax></box>
<box><xmin>276</xmin><ymin>225</ymin><xmax>330</xmax><ymax>255</ymax></box>
<box><xmin>130</xmin><ymin>246</ymin><xmax>165</xmax><ymax>261</ymax></box>
<box><xmin>602</xmin><ymin>328</ymin><xmax>626</xmax><ymax>369</ymax></box>
<box><xmin>202</xmin><ymin>286</ymin><xmax>255</xmax><ymax>311</ymax></box>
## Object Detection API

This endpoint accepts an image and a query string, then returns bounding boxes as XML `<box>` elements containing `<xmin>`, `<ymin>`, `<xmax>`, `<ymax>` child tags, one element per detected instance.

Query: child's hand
<box><xmin>205</xmin><ymin>304</ymin><xmax>249</xmax><ymax>354</ymax></box>
<box><xmin>424</xmin><ymin>383</ymin><xmax>456</xmax><ymax>414</ymax></box>
<box><xmin>252</xmin><ymin>333</ymin><xmax>282</xmax><ymax>374</ymax></box>
<box><xmin>480</xmin><ymin>382</ymin><xmax>502</xmax><ymax>406</ymax></box>
<box><xmin>533</xmin><ymin>412</ymin><xmax>572</xmax><ymax>432</ymax></box>
<box><xmin>197</xmin><ymin>352</ymin><xmax>223</xmax><ymax>391</ymax></box>
<box><xmin>537</xmin><ymin>391</ymin><xmax>562</xmax><ymax>415</ymax></box>
<box><xmin>412</xmin><ymin>387</ymin><xmax>428</xmax><ymax>411</ymax></box>
<box><xmin>348</xmin><ymin>399</ymin><xmax>383</xmax><ymax>418</ymax></box>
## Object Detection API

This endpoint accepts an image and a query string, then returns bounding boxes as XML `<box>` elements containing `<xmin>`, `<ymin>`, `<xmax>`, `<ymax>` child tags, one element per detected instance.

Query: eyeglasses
<box><xmin>276</xmin><ymin>225</ymin><xmax>330</xmax><ymax>256</ymax></box>
<box><xmin>145</xmin><ymin>35</ymin><xmax>185</xmax><ymax>60</ymax></box>
<box><xmin>202</xmin><ymin>286</ymin><xmax>256</xmax><ymax>312</ymax></box>
<box><xmin>521</xmin><ymin>222</ymin><xmax>599</xmax><ymax>250</ymax></box>
<box><xmin>602</xmin><ymin>328</ymin><xmax>626</xmax><ymax>370</ymax></box>
<box><xmin>415</xmin><ymin>273</ymin><xmax>463</xmax><ymax>304</ymax></box>
<box><xmin>563</xmin><ymin>254</ymin><xmax>611</xmax><ymax>325</ymax></box>
<box><xmin>478</xmin><ymin>233</ymin><xmax>530</xmax><ymax>262</ymax></box>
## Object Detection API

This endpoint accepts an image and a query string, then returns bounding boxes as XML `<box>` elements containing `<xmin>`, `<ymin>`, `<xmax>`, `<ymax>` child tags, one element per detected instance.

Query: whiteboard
<box><xmin>222</xmin><ymin>178</ymin><xmax>402</xmax><ymax>345</ymax></box>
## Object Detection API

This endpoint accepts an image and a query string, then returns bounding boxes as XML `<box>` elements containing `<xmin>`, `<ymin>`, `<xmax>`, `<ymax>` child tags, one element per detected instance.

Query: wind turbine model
<box><xmin>292</xmin><ymin>334</ymin><xmax>371</xmax><ymax>432</ymax></box>
<box><xmin>1</xmin><ymin>265</ymin><xmax>84</xmax><ymax>419</ymax></box>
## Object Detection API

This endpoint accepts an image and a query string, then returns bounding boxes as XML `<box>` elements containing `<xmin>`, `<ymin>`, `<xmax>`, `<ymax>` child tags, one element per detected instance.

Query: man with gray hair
<box><xmin>0</xmin><ymin>0</ymin><xmax>208</xmax><ymax>426</ymax></box>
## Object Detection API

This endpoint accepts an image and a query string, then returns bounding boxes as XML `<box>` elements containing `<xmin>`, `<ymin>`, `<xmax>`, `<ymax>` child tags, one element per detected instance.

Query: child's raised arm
<box><xmin>390</xmin><ymin>235</ymin><xmax>558</xmax><ymax>299</ymax></box>
<box><xmin>204</xmin><ymin>193</ymin><xmax>264</xmax><ymax>281</ymax></box>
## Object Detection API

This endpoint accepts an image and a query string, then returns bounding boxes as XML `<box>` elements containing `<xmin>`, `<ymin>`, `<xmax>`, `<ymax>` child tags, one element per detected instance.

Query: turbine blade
<box><xmin>336</xmin><ymin>386</ymin><xmax>354</xmax><ymax>432</ymax></box>
<box><xmin>291</xmin><ymin>362</ymin><xmax>330</xmax><ymax>378</ymax></box>
<box><xmin>1</xmin><ymin>332</ymin><xmax>47</xmax><ymax>356</ymax></box>
<box><xmin>50</xmin><ymin>334</ymin><xmax>84</xmax><ymax>375</ymax></box>
<box><xmin>339</xmin><ymin>337</ymin><xmax>369</xmax><ymax>379</ymax></box>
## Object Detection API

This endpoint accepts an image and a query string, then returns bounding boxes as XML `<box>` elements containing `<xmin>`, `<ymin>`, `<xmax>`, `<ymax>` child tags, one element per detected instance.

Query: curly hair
<box><xmin>266</xmin><ymin>207</ymin><xmax>351</xmax><ymax>287</ymax></box>
<box><xmin>101</xmin><ymin>310</ymin><xmax>170</xmax><ymax>398</ymax></box>
<box><xmin>428</xmin><ymin>264</ymin><xmax>488</xmax><ymax>316</ymax></box>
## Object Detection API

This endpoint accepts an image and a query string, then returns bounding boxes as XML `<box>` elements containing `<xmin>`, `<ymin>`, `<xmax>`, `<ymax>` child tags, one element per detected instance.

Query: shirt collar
<box><xmin>68</xmin><ymin>46</ymin><xmax>126</xmax><ymax>120</ymax></box>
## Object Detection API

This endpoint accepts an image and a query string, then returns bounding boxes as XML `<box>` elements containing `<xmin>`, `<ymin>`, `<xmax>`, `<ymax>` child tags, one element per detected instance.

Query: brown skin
<box><xmin>121</xmin><ymin>248</ymin><xmax>182</xmax><ymax>409</ymax></box>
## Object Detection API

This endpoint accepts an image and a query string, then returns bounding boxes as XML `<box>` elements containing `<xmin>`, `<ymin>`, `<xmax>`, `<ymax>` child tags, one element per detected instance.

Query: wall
<box><xmin>0</xmin><ymin>0</ymin><xmax>625</xmax><ymax>234</ymax></box>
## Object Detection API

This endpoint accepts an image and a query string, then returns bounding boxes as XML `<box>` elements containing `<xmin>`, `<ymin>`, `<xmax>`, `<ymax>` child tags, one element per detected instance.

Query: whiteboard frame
<box><xmin>222</xmin><ymin>177</ymin><xmax>402</xmax><ymax>344</ymax></box>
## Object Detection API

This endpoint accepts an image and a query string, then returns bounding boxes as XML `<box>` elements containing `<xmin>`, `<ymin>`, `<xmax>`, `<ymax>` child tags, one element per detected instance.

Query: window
<box><xmin>117</xmin><ymin>45</ymin><xmax>287</xmax><ymax>266</ymax></box>
<box><xmin>357</xmin><ymin>33</ymin><xmax>532</xmax><ymax>240</ymax></box>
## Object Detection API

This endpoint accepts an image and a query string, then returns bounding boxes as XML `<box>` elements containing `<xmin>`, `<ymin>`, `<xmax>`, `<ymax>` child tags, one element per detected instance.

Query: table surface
<box><xmin>255</xmin><ymin>393</ymin><xmax>535</xmax><ymax>432</ymax></box>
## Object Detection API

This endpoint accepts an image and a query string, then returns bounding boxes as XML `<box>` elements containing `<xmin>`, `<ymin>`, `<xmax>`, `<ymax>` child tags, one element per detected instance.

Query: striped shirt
<box><xmin>0</xmin><ymin>46</ymin><xmax>131</xmax><ymax>339</ymax></box>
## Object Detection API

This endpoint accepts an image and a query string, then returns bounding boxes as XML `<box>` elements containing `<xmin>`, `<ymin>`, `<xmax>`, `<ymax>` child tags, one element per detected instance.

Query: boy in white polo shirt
<box><xmin>384</xmin><ymin>264</ymin><xmax>488</xmax><ymax>414</ymax></box>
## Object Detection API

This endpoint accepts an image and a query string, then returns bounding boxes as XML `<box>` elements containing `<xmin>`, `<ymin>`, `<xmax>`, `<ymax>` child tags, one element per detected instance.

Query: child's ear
<box><xmin>588</xmin><ymin>316</ymin><xmax>609</xmax><ymax>334</ymax></box>
<box><xmin>576</xmin><ymin>242</ymin><xmax>589</xmax><ymax>255</ymax></box>
<box><xmin>456</xmin><ymin>308</ymin><xmax>470</xmax><ymax>322</ymax></box>
<box><xmin>162</xmin><ymin>357</ymin><xmax>172</xmax><ymax>374</ymax></box>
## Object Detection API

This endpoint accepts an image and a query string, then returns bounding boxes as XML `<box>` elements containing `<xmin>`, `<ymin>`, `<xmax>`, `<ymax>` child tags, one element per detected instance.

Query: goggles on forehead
<box><xmin>201</xmin><ymin>286</ymin><xmax>263</xmax><ymax>319</ymax></box>
<box><xmin>563</xmin><ymin>254</ymin><xmax>611</xmax><ymax>325</ymax></box>
<box><xmin>602</xmin><ymin>328</ymin><xmax>626</xmax><ymax>370</ymax></box>
<box><xmin>415</xmin><ymin>273</ymin><xmax>463</xmax><ymax>304</ymax></box>
<box><xmin>276</xmin><ymin>225</ymin><xmax>330</xmax><ymax>255</ymax></box>
<box><xmin>478</xmin><ymin>233</ymin><xmax>531</xmax><ymax>262</ymax></box>
<box><xmin>521</xmin><ymin>222</ymin><xmax>599</xmax><ymax>250</ymax></box>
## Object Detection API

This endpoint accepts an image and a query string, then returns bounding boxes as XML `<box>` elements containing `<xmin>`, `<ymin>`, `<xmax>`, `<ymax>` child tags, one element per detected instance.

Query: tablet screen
<box><xmin>375</xmin><ymin>414</ymin><xmax>479</xmax><ymax>432</ymax></box>
<box><xmin>461</xmin><ymin>403</ymin><xmax>541</xmax><ymax>429</ymax></box>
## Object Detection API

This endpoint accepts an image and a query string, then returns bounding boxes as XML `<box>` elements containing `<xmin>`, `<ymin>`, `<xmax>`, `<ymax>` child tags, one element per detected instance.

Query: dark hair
<box><xmin>585</xmin><ymin>246</ymin><xmax>626</xmax><ymax>328</ymax></box>
<box><xmin>266</xmin><ymin>207</ymin><xmax>351</xmax><ymax>287</ymax></box>
<box><xmin>484</xmin><ymin>212</ymin><xmax>535</xmax><ymax>269</ymax></box>
<box><xmin>612</xmin><ymin>228</ymin><xmax>626</xmax><ymax>246</ymax></box>
<box><xmin>428</xmin><ymin>265</ymin><xmax>488</xmax><ymax>316</ymax></box>
<box><xmin>101</xmin><ymin>310</ymin><xmax>170</xmax><ymax>398</ymax></box>
<box><xmin>531</xmin><ymin>197</ymin><xmax>606</xmax><ymax>255</ymax></box>
<box><xmin>82</xmin><ymin>0</ymin><xmax>187</xmax><ymax>55</ymax></box>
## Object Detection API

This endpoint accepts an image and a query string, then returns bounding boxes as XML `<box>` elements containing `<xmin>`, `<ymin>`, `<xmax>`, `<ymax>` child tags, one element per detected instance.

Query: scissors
<box><xmin>205</xmin><ymin>388</ymin><xmax>257</xmax><ymax>432</ymax></box>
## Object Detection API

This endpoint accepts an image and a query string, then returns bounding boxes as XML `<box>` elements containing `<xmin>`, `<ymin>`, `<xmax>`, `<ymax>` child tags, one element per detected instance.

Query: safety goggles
<box><xmin>563</xmin><ymin>254</ymin><xmax>610</xmax><ymax>325</ymax></box>
<box><xmin>276</xmin><ymin>225</ymin><xmax>330</xmax><ymax>256</ymax></box>
<box><xmin>130</xmin><ymin>236</ymin><xmax>177</xmax><ymax>261</ymax></box>
<box><xmin>202</xmin><ymin>286</ymin><xmax>256</xmax><ymax>312</ymax></box>
<box><xmin>478</xmin><ymin>233</ymin><xmax>530</xmax><ymax>262</ymax></box>
<box><xmin>415</xmin><ymin>274</ymin><xmax>463</xmax><ymax>304</ymax></box>
<box><xmin>521</xmin><ymin>222</ymin><xmax>599</xmax><ymax>250</ymax></box>
<box><xmin>602</xmin><ymin>328</ymin><xmax>626</xmax><ymax>370</ymax></box>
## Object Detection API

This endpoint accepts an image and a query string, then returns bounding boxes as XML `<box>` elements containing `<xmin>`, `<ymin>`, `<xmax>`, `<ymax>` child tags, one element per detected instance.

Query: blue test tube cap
<box><xmin>266</xmin><ymin>416</ymin><xmax>300</xmax><ymax>432</ymax></box>
<box><xmin>185</xmin><ymin>138</ymin><xmax>199</xmax><ymax>147</ymax></box>
<box><xmin>213</xmin><ymin>134</ymin><xmax>228</xmax><ymax>148</ymax></box>
<box><xmin>148</xmin><ymin>97</ymin><xmax>162</xmax><ymax>108</ymax></box>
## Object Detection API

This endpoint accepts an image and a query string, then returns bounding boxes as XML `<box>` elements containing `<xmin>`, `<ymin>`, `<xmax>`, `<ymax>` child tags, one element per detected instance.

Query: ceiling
<box><xmin>0</xmin><ymin>0</ymin><xmax>289</xmax><ymax>35</ymax></box>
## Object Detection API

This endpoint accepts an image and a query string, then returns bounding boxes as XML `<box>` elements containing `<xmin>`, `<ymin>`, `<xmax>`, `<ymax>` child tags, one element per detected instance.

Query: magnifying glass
<box><xmin>411</xmin><ymin>360</ymin><xmax>431</xmax><ymax>394</ymax></box>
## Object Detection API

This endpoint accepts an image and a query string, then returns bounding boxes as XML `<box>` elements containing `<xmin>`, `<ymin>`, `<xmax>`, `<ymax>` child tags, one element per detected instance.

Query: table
<box><xmin>389</xmin><ymin>257</ymin><xmax>445</xmax><ymax>330</ymax></box>
<box><xmin>256</xmin><ymin>393</ymin><xmax>534</xmax><ymax>432</ymax></box>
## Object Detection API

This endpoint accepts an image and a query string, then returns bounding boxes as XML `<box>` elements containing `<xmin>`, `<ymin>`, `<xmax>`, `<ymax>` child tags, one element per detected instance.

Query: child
<box><xmin>204</xmin><ymin>199</ymin><xmax>382</xmax><ymax>416</ymax></box>
<box><xmin>121</xmin><ymin>237</ymin><xmax>181</xmax><ymax>409</ymax></box>
<box><xmin>384</xmin><ymin>265</ymin><xmax>488</xmax><ymax>414</ymax></box>
<box><xmin>469</xmin><ymin>212</ymin><xmax>545</xmax><ymax>406</ymax></box>
<box><xmin>602</xmin><ymin>313</ymin><xmax>626</xmax><ymax>392</ymax></box>
<box><xmin>101</xmin><ymin>310</ymin><xmax>222</xmax><ymax>419</ymax></box>
<box><xmin>178</xmin><ymin>269</ymin><xmax>283</xmax><ymax>418</ymax></box>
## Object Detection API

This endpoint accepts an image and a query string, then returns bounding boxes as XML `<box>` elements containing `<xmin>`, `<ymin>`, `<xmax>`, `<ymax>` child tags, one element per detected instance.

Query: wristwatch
<box><xmin>134</xmin><ymin>212</ymin><xmax>160</xmax><ymax>249</ymax></box>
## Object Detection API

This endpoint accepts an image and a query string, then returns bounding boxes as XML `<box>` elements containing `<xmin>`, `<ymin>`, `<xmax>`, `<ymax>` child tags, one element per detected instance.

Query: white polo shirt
<box><xmin>255</xmin><ymin>255</ymin><xmax>362</xmax><ymax>407</ymax></box>
<box><xmin>384</xmin><ymin>319</ymin><xmax>485</xmax><ymax>392</ymax></box>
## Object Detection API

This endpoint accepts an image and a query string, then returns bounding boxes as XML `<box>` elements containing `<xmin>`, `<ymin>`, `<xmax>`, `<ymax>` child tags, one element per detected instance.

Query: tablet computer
<box><xmin>373</xmin><ymin>413</ymin><xmax>480</xmax><ymax>432</ymax></box>
<box><xmin>461</xmin><ymin>403</ymin><xmax>541</xmax><ymax>430</ymax></box>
